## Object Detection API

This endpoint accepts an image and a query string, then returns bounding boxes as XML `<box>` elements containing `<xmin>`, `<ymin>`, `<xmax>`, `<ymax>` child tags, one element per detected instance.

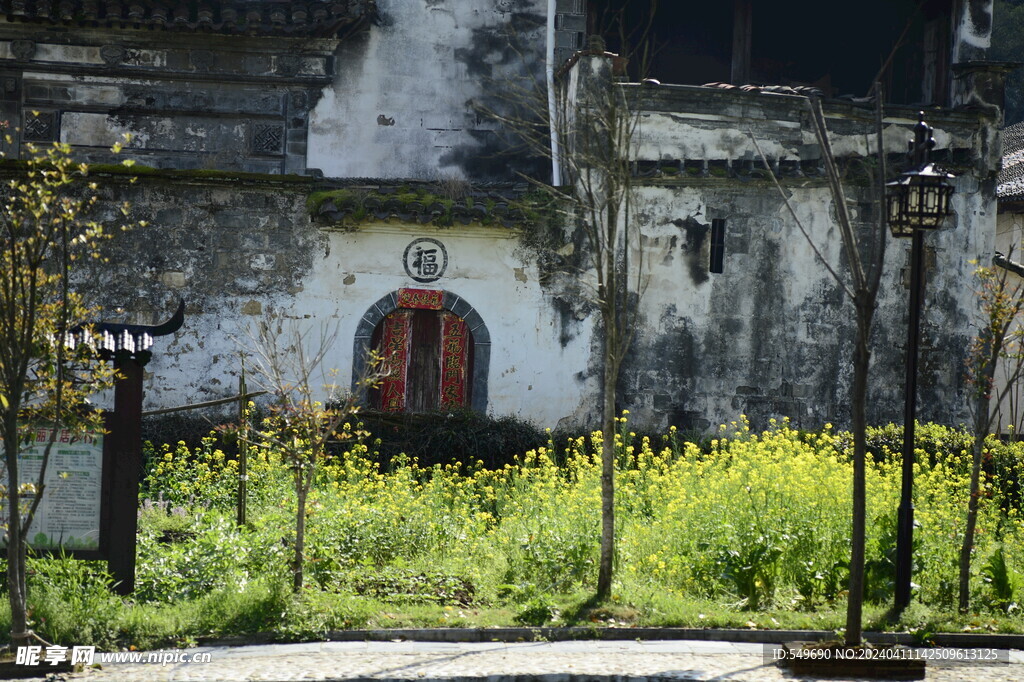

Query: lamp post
<box><xmin>887</xmin><ymin>113</ymin><xmax>955</xmax><ymax>610</ymax></box>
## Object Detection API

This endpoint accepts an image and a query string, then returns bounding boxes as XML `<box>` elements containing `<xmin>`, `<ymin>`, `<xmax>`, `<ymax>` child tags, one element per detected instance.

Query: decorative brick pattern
<box><xmin>251</xmin><ymin>124</ymin><xmax>283</xmax><ymax>155</ymax></box>
<box><xmin>23</xmin><ymin>110</ymin><xmax>57</xmax><ymax>141</ymax></box>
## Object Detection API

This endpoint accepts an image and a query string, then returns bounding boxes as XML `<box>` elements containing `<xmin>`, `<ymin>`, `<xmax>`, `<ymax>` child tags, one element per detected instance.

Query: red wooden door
<box><xmin>371</xmin><ymin>306</ymin><xmax>472</xmax><ymax>412</ymax></box>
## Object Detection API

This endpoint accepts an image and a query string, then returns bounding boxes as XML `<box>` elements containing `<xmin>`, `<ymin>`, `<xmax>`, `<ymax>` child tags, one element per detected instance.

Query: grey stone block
<box><xmin>376</xmin><ymin>291</ymin><xmax>398</xmax><ymax>314</ymax></box>
<box><xmin>362</xmin><ymin>306</ymin><xmax>384</xmax><ymax>327</ymax></box>
<box><xmin>555</xmin><ymin>31</ymin><xmax>581</xmax><ymax>50</ymax></box>
<box><xmin>653</xmin><ymin>393</ymin><xmax>676</xmax><ymax>410</ymax></box>
<box><xmin>471</xmin><ymin>343</ymin><xmax>489</xmax><ymax>413</ymax></box>
<box><xmin>469</xmin><ymin>322</ymin><xmax>489</xmax><ymax>345</ymax></box>
<box><xmin>214</xmin><ymin>232</ymin><xmax>240</xmax><ymax>249</ymax></box>
<box><xmin>24</xmin><ymin>85</ymin><xmax>48</xmax><ymax>101</ymax></box>
<box><xmin>355</xmin><ymin>318</ymin><xmax>375</xmax><ymax>339</ymax></box>
<box><xmin>442</xmin><ymin>290</ymin><xmax>461</xmax><ymax>312</ymax></box>
<box><xmin>450</xmin><ymin>297</ymin><xmax>472</xmax><ymax>319</ymax></box>
<box><xmin>155</xmin><ymin>208</ymin><xmax>183</xmax><ymax>224</ymax></box>
<box><xmin>463</xmin><ymin>309</ymin><xmax>484</xmax><ymax>331</ymax></box>
<box><xmin>179</xmin><ymin>231</ymin><xmax>208</xmax><ymax>251</ymax></box>
<box><xmin>164</xmin><ymin>51</ymin><xmax>189</xmax><ymax>70</ymax></box>
<box><xmin>267</xmin><ymin>230</ymin><xmax>292</xmax><ymax>249</ymax></box>
<box><xmin>214</xmin><ymin>210</ymin><xmax>249</xmax><ymax>229</ymax></box>
<box><xmin>351</xmin><ymin>336</ymin><xmax>372</xmax><ymax>394</ymax></box>
<box><xmin>244</xmin><ymin>54</ymin><xmax>272</xmax><ymax>75</ymax></box>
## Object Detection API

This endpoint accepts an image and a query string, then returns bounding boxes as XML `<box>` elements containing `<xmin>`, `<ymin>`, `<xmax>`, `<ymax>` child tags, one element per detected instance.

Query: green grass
<box><xmin>1</xmin><ymin>418</ymin><xmax>1021</xmax><ymax>649</ymax></box>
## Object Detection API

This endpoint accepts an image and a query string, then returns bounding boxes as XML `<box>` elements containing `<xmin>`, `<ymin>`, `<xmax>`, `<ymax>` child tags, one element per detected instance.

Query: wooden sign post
<box><xmin>92</xmin><ymin>301</ymin><xmax>185</xmax><ymax>594</ymax></box>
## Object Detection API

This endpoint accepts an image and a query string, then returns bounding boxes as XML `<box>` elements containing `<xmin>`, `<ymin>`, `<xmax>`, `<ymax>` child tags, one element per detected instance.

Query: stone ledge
<box><xmin>195</xmin><ymin>626</ymin><xmax>1024</xmax><ymax>649</ymax></box>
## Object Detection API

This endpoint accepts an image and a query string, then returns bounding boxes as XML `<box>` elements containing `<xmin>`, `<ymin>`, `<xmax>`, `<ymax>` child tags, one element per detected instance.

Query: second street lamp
<box><xmin>886</xmin><ymin>112</ymin><xmax>955</xmax><ymax>610</ymax></box>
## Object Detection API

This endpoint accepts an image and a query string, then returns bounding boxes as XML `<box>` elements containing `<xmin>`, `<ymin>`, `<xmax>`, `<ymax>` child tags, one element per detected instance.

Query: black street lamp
<box><xmin>887</xmin><ymin>113</ymin><xmax>955</xmax><ymax>610</ymax></box>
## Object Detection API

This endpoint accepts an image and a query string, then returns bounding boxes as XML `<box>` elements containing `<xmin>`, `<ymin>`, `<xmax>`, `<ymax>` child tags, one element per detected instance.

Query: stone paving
<box><xmin>39</xmin><ymin>640</ymin><xmax>1024</xmax><ymax>681</ymax></box>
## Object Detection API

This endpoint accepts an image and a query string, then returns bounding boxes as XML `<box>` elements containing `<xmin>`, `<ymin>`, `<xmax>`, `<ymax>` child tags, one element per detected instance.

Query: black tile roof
<box><xmin>0</xmin><ymin>0</ymin><xmax>375</xmax><ymax>38</ymax></box>
<box><xmin>312</xmin><ymin>182</ymin><xmax>535</xmax><ymax>229</ymax></box>
<box><xmin>999</xmin><ymin>122</ymin><xmax>1024</xmax><ymax>202</ymax></box>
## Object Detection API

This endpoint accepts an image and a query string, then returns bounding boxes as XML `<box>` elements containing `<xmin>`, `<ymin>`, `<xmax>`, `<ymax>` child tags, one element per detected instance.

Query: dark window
<box><xmin>710</xmin><ymin>219</ymin><xmax>726</xmax><ymax>274</ymax></box>
<box><xmin>587</xmin><ymin>0</ymin><xmax>954</xmax><ymax>106</ymax></box>
<box><xmin>587</xmin><ymin>1</ymin><xmax>731</xmax><ymax>84</ymax></box>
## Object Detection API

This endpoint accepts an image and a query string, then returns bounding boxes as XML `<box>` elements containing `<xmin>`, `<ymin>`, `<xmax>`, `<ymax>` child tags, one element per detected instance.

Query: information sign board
<box><xmin>0</xmin><ymin>427</ymin><xmax>104</xmax><ymax>550</ymax></box>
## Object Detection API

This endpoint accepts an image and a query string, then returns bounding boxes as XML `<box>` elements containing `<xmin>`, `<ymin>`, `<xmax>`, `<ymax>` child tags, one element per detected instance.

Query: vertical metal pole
<box><xmin>895</xmin><ymin>228</ymin><xmax>925</xmax><ymax>609</ymax></box>
<box><xmin>237</xmin><ymin>360</ymin><xmax>248</xmax><ymax>527</ymax></box>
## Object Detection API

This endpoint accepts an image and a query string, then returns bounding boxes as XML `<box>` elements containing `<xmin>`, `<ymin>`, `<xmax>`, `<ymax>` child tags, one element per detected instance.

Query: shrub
<box><xmin>351</xmin><ymin>408</ymin><xmax>547</xmax><ymax>470</ymax></box>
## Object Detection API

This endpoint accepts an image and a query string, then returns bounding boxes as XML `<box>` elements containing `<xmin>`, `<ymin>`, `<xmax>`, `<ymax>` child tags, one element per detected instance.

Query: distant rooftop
<box><xmin>0</xmin><ymin>0</ymin><xmax>375</xmax><ymax>38</ymax></box>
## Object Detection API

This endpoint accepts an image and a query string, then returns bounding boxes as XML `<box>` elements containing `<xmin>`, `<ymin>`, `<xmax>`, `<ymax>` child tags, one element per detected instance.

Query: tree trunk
<box><xmin>596</xmin><ymin>307</ymin><xmax>618</xmax><ymax>600</ymax></box>
<box><xmin>293</xmin><ymin>468</ymin><xmax>307</xmax><ymax>593</ymax></box>
<box><xmin>5</xmin><ymin>427</ymin><xmax>28</xmax><ymax>648</ymax></box>
<box><xmin>845</xmin><ymin>303</ymin><xmax>871</xmax><ymax>645</ymax></box>
<box><xmin>959</xmin><ymin>388</ymin><xmax>990</xmax><ymax>612</ymax></box>
<box><xmin>7</xmin><ymin>541</ymin><xmax>28</xmax><ymax>648</ymax></box>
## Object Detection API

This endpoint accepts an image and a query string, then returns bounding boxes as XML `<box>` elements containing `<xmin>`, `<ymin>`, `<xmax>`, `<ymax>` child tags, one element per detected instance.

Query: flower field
<box><xmin>6</xmin><ymin>415</ymin><xmax>1024</xmax><ymax>648</ymax></box>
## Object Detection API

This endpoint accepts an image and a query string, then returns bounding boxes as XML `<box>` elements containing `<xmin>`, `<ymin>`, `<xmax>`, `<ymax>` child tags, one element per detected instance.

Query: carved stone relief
<box><xmin>100</xmin><ymin>45</ymin><xmax>125</xmax><ymax>65</ymax></box>
<box><xmin>11</xmin><ymin>40</ymin><xmax>35</xmax><ymax>60</ymax></box>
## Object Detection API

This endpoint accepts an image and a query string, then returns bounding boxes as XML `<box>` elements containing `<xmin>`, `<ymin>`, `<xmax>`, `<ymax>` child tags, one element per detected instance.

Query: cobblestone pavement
<box><xmin>46</xmin><ymin>640</ymin><xmax>1024</xmax><ymax>681</ymax></box>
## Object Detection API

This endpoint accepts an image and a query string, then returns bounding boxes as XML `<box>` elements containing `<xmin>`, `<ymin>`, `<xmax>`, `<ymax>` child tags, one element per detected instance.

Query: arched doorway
<box><xmin>352</xmin><ymin>288</ymin><xmax>490</xmax><ymax>412</ymax></box>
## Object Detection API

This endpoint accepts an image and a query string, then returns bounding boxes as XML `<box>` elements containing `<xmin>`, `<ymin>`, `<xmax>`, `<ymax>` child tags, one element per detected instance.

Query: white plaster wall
<box><xmin>142</xmin><ymin>223</ymin><xmax>595</xmax><ymax>429</ymax></box>
<box><xmin>308</xmin><ymin>0</ymin><xmax>547</xmax><ymax>179</ymax></box>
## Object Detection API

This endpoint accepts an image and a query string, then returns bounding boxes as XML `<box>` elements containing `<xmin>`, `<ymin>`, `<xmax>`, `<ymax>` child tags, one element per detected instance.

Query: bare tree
<box><xmin>959</xmin><ymin>252</ymin><xmax>1024</xmax><ymax>611</ymax></box>
<box><xmin>480</xmin><ymin>10</ymin><xmax>656</xmax><ymax>596</ymax></box>
<box><xmin>752</xmin><ymin>92</ymin><xmax>889</xmax><ymax>645</ymax></box>
<box><xmin>241</xmin><ymin>313</ymin><xmax>380</xmax><ymax>592</ymax></box>
<box><xmin>562</xmin><ymin>41</ymin><xmax>647</xmax><ymax>599</ymax></box>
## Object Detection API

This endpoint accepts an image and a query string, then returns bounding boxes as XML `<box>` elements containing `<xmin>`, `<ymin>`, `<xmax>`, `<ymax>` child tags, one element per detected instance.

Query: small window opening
<box><xmin>710</xmin><ymin>219</ymin><xmax>726</xmax><ymax>274</ymax></box>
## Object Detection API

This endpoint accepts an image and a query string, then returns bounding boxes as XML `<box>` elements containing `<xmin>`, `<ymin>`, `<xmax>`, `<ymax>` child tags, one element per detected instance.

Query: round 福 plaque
<box><xmin>403</xmin><ymin>238</ymin><xmax>448</xmax><ymax>283</ymax></box>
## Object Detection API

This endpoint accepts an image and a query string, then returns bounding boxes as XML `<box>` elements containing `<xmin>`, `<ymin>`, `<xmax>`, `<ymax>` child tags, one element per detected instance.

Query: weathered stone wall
<box><xmin>308</xmin><ymin>0</ymin><xmax>549</xmax><ymax>181</ymax></box>
<box><xmin>0</xmin><ymin>27</ymin><xmax>333</xmax><ymax>173</ymax></box>
<box><xmin>557</xmin><ymin>56</ymin><xmax>999</xmax><ymax>431</ymax></box>
<box><xmin>953</xmin><ymin>0</ymin><xmax>993</xmax><ymax>64</ymax></box>
<box><xmin>0</xmin><ymin>2</ymin><xmax>553</xmax><ymax>181</ymax></box>
<box><xmin>617</xmin><ymin>177</ymin><xmax>990</xmax><ymax>432</ymax></box>
<box><xmin>0</xmin><ymin>4</ymin><xmax>1005</xmax><ymax>434</ymax></box>
<box><xmin>69</xmin><ymin>172</ymin><xmax>594</xmax><ymax>427</ymax></box>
